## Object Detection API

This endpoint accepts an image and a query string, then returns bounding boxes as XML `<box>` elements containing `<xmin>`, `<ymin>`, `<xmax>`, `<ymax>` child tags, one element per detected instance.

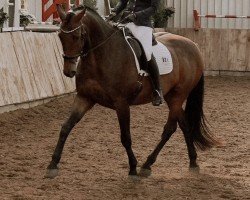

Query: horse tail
<box><xmin>185</xmin><ymin>74</ymin><xmax>218</xmax><ymax>150</ymax></box>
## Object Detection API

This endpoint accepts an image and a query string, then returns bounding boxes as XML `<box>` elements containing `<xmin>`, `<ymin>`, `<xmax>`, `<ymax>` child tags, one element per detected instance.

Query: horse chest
<box><xmin>77</xmin><ymin>79</ymin><xmax>113</xmax><ymax>105</ymax></box>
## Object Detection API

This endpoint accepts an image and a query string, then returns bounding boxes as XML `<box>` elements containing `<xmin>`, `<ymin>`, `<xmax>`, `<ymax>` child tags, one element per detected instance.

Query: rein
<box><xmin>60</xmin><ymin>22</ymin><xmax>120</xmax><ymax>60</ymax></box>
<box><xmin>81</xmin><ymin>29</ymin><xmax>120</xmax><ymax>57</ymax></box>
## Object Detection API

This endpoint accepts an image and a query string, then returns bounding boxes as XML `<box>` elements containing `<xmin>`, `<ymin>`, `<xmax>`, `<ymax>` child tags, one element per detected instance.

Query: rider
<box><xmin>111</xmin><ymin>0</ymin><xmax>163</xmax><ymax>106</ymax></box>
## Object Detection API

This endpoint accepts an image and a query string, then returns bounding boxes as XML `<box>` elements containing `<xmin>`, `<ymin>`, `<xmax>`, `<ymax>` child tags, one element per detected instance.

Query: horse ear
<box><xmin>56</xmin><ymin>4</ymin><xmax>66</xmax><ymax>20</ymax></box>
<box><xmin>74</xmin><ymin>8</ymin><xmax>86</xmax><ymax>23</ymax></box>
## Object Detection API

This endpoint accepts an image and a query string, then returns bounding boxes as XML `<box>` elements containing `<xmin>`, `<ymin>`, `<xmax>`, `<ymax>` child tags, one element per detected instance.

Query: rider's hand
<box><xmin>105</xmin><ymin>12</ymin><xmax>116</xmax><ymax>21</ymax></box>
<box><xmin>125</xmin><ymin>13</ymin><xmax>136</xmax><ymax>22</ymax></box>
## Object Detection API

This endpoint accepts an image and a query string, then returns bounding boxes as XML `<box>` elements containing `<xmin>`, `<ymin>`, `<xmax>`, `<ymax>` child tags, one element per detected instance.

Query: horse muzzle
<box><xmin>64</xmin><ymin>70</ymin><xmax>76</xmax><ymax>78</ymax></box>
<box><xmin>63</xmin><ymin>59</ymin><xmax>77</xmax><ymax>78</ymax></box>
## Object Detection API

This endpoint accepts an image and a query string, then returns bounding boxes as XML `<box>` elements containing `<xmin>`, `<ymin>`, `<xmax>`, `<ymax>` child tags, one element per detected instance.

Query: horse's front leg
<box><xmin>115</xmin><ymin>100</ymin><xmax>138</xmax><ymax>176</ymax></box>
<box><xmin>45</xmin><ymin>95</ymin><xmax>94</xmax><ymax>179</ymax></box>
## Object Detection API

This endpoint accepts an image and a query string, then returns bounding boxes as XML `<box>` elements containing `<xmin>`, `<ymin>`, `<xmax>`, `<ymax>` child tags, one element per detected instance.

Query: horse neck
<box><xmin>84</xmin><ymin>13</ymin><xmax>114</xmax><ymax>47</ymax></box>
<box><xmin>81</xmin><ymin>12</ymin><xmax>132</xmax><ymax>78</ymax></box>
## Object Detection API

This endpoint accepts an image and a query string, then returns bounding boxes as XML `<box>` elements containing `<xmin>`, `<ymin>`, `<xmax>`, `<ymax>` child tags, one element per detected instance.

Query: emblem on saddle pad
<box><xmin>123</xmin><ymin>28</ymin><xmax>173</xmax><ymax>76</ymax></box>
<box><xmin>162</xmin><ymin>57</ymin><xmax>169</xmax><ymax>63</ymax></box>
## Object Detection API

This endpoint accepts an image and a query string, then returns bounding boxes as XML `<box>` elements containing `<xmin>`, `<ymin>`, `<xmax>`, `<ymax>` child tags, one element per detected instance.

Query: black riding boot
<box><xmin>147</xmin><ymin>56</ymin><xmax>163</xmax><ymax>106</ymax></box>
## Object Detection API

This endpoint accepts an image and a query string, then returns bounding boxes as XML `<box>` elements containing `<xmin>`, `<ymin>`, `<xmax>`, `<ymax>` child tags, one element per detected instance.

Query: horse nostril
<box><xmin>63</xmin><ymin>70</ymin><xmax>76</xmax><ymax>78</ymax></box>
<box><xmin>63</xmin><ymin>71</ymin><xmax>69</xmax><ymax>77</ymax></box>
<box><xmin>63</xmin><ymin>71</ymin><xmax>74</xmax><ymax>78</ymax></box>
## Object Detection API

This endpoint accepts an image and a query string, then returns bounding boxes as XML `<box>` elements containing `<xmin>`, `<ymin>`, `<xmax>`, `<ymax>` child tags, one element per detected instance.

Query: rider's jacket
<box><xmin>113</xmin><ymin>0</ymin><xmax>160</xmax><ymax>27</ymax></box>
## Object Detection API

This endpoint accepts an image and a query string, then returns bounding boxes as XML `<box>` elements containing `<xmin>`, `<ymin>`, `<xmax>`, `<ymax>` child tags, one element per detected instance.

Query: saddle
<box><xmin>120</xmin><ymin>26</ymin><xmax>173</xmax><ymax>76</ymax></box>
<box><xmin>123</xmin><ymin>27</ymin><xmax>157</xmax><ymax>71</ymax></box>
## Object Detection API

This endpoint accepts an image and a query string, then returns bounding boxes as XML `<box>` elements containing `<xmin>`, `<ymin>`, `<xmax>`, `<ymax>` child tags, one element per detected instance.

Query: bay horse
<box><xmin>46</xmin><ymin>5</ymin><xmax>218</xmax><ymax>178</ymax></box>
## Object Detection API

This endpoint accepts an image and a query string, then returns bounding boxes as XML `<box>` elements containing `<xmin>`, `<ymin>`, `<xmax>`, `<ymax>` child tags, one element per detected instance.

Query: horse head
<box><xmin>57</xmin><ymin>5</ymin><xmax>87</xmax><ymax>78</ymax></box>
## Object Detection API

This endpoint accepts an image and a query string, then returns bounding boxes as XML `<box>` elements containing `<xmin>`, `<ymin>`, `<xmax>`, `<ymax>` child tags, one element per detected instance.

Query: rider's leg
<box><xmin>147</xmin><ymin>55</ymin><xmax>163</xmax><ymax>106</ymax></box>
<box><xmin>125</xmin><ymin>23</ymin><xmax>163</xmax><ymax>105</ymax></box>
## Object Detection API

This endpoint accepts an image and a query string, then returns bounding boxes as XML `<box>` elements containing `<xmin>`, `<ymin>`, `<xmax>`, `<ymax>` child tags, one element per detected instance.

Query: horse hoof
<box><xmin>45</xmin><ymin>169</ymin><xmax>59</xmax><ymax>179</ymax></box>
<box><xmin>139</xmin><ymin>168</ymin><xmax>152</xmax><ymax>177</ymax></box>
<box><xmin>128</xmin><ymin>175</ymin><xmax>140</xmax><ymax>181</ymax></box>
<box><xmin>189</xmin><ymin>165</ymin><xmax>200</xmax><ymax>173</ymax></box>
<box><xmin>129</xmin><ymin>169</ymin><xmax>137</xmax><ymax>176</ymax></box>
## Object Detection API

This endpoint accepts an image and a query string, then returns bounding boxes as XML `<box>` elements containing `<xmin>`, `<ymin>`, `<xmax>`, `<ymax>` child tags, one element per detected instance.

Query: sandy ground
<box><xmin>0</xmin><ymin>76</ymin><xmax>249</xmax><ymax>200</ymax></box>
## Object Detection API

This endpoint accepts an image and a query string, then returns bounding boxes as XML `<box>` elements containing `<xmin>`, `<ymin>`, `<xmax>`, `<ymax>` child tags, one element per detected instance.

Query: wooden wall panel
<box><xmin>11</xmin><ymin>32</ymin><xmax>40</xmax><ymax>101</ymax></box>
<box><xmin>22</xmin><ymin>32</ymin><xmax>53</xmax><ymax>98</ymax></box>
<box><xmin>166</xmin><ymin>28</ymin><xmax>250</xmax><ymax>72</ymax></box>
<box><xmin>206</xmin><ymin>29</ymin><xmax>222</xmax><ymax>70</ymax></box>
<box><xmin>0</xmin><ymin>33</ymin><xmax>28</xmax><ymax>106</ymax></box>
<box><xmin>193</xmin><ymin>29</ymin><xmax>207</xmax><ymax>66</ymax></box>
<box><xmin>237</xmin><ymin>30</ymin><xmax>248</xmax><ymax>71</ymax></box>
<box><xmin>0</xmin><ymin>32</ymin><xmax>75</xmax><ymax>112</ymax></box>
<box><xmin>219</xmin><ymin>30</ymin><xmax>230</xmax><ymax>70</ymax></box>
<box><xmin>246</xmin><ymin>31</ymin><xmax>250</xmax><ymax>71</ymax></box>
<box><xmin>37</xmin><ymin>33</ymin><xmax>66</xmax><ymax>96</ymax></box>
<box><xmin>228</xmin><ymin>30</ymin><xmax>248</xmax><ymax>71</ymax></box>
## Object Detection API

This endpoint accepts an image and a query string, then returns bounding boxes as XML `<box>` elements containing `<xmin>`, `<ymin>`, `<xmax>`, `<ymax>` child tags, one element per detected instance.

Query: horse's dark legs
<box><xmin>141</xmin><ymin>110</ymin><xmax>177</xmax><ymax>174</ymax></box>
<box><xmin>46</xmin><ymin>95</ymin><xmax>94</xmax><ymax>178</ymax></box>
<box><xmin>115</xmin><ymin>101</ymin><xmax>137</xmax><ymax>176</ymax></box>
<box><xmin>178</xmin><ymin>109</ymin><xmax>199</xmax><ymax>169</ymax></box>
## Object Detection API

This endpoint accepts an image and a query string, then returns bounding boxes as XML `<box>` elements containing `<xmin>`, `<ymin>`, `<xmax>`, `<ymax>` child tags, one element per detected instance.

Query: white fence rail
<box><xmin>166</xmin><ymin>0</ymin><xmax>250</xmax><ymax>29</ymax></box>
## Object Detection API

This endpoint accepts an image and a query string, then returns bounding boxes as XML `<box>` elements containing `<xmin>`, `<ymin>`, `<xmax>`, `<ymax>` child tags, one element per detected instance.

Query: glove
<box><xmin>105</xmin><ymin>12</ymin><xmax>116</xmax><ymax>21</ymax></box>
<box><xmin>125</xmin><ymin>13</ymin><xmax>136</xmax><ymax>22</ymax></box>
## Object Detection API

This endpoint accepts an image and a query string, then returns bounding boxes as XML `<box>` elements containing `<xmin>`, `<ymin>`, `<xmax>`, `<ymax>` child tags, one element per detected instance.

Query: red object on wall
<box><xmin>193</xmin><ymin>9</ymin><xmax>250</xmax><ymax>30</ymax></box>
<box><xmin>42</xmin><ymin>0</ymin><xmax>80</xmax><ymax>22</ymax></box>
<box><xmin>193</xmin><ymin>10</ymin><xmax>200</xmax><ymax>31</ymax></box>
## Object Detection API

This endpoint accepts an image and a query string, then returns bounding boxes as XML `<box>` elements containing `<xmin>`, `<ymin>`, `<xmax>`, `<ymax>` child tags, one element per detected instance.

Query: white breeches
<box><xmin>125</xmin><ymin>23</ymin><xmax>153</xmax><ymax>61</ymax></box>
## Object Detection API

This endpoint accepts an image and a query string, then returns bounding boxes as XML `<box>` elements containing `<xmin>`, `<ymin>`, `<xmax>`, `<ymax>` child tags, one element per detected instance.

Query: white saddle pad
<box><xmin>123</xmin><ymin>29</ymin><xmax>173</xmax><ymax>76</ymax></box>
<box><xmin>152</xmin><ymin>41</ymin><xmax>173</xmax><ymax>75</ymax></box>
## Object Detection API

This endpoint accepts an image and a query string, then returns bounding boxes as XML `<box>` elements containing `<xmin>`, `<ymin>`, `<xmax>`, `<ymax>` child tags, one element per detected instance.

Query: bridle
<box><xmin>60</xmin><ymin>23</ymin><xmax>86</xmax><ymax>60</ymax></box>
<box><xmin>60</xmin><ymin>21</ymin><xmax>119</xmax><ymax>60</ymax></box>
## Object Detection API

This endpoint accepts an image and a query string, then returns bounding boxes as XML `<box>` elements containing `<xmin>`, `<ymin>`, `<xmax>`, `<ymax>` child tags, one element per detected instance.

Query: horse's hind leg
<box><xmin>45</xmin><ymin>95</ymin><xmax>94</xmax><ymax>179</ymax></box>
<box><xmin>115</xmin><ymin>100</ymin><xmax>137</xmax><ymax>176</ymax></box>
<box><xmin>178</xmin><ymin>109</ymin><xmax>199</xmax><ymax>170</ymax></box>
<box><xmin>140</xmin><ymin>103</ymin><xmax>179</xmax><ymax>176</ymax></box>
